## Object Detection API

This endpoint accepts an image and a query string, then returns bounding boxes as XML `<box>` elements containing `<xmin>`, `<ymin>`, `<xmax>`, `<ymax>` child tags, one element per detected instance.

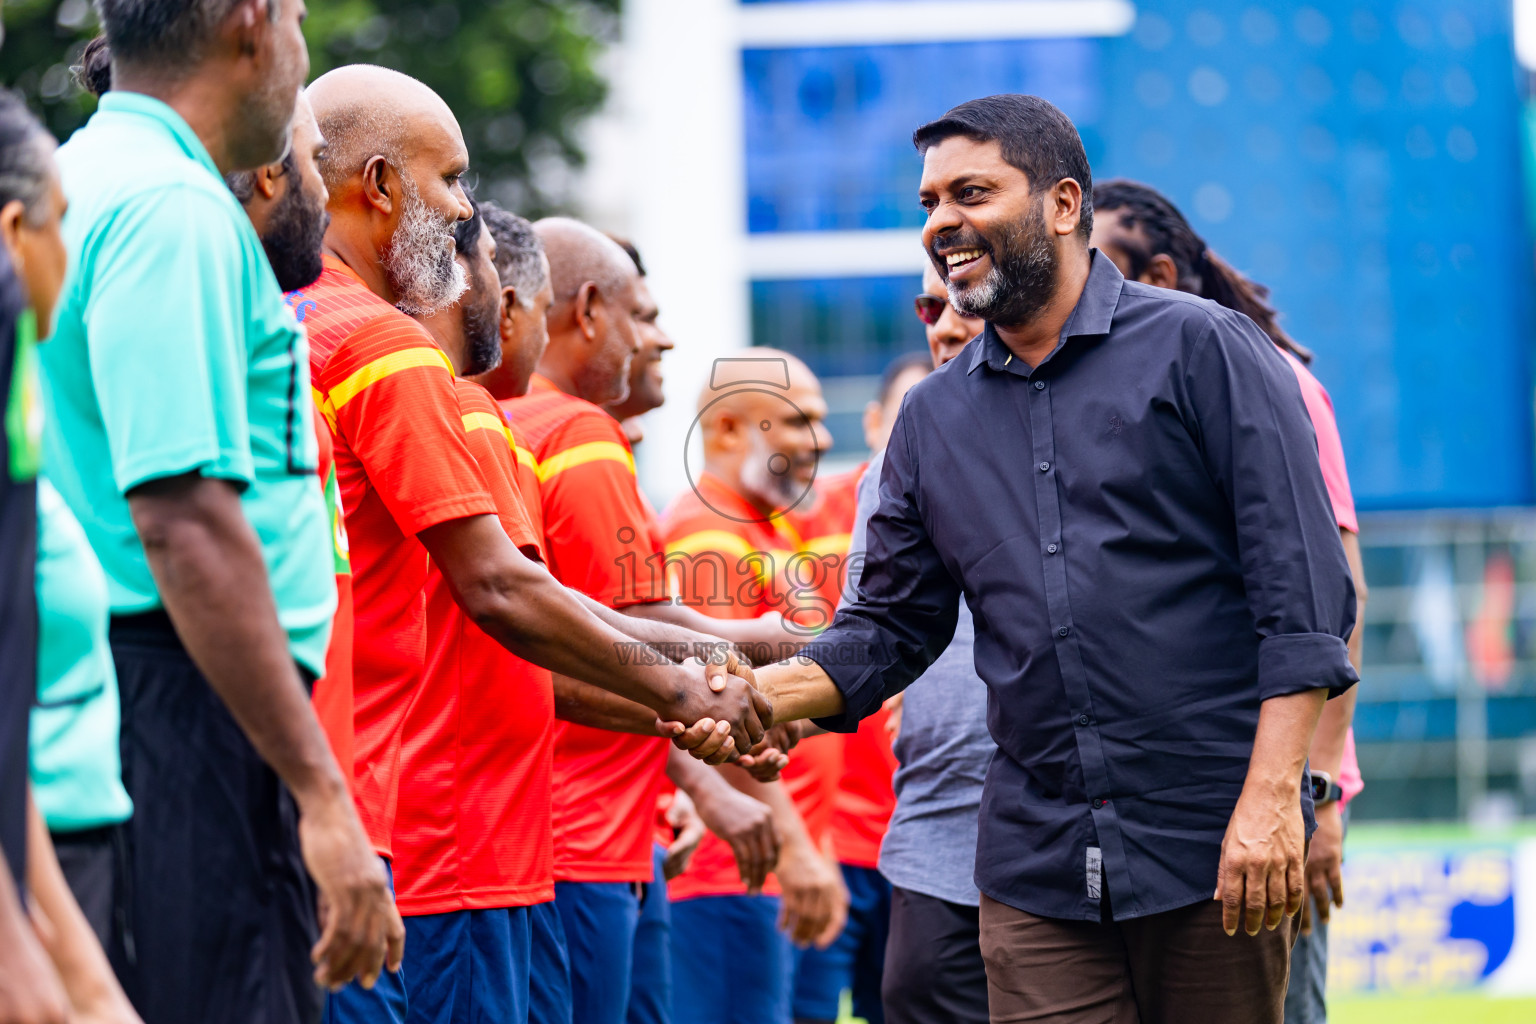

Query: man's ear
<box><xmin>1050</xmin><ymin>178</ymin><xmax>1085</xmax><ymax>238</ymax></box>
<box><xmin>361</xmin><ymin>155</ymin><xmax>395</xmax><ymax>217</ymax></box>
<box><xmin>861</xmin><ymin>400</ymin><xmax>883</xmax><ymax>452</ymax></box>
<box><xmin>0</xmin><ymin>200</ymin><xmax>23</xmax><ymax>269</ymax></box>
<box><xmin>498</xmin><ymin>286</ymin><xmax>518</xmax><ymax>341</ymax></box>
<box><xmin>230</xmin><ymin>0</ymin><xmax>269</xmax><ymax>58</ymax></box>
<box><xmin>712</xmin><ymin>407</ymin><xmax>744</xmax><ymax>452</ymax></box>
<box><xmin>573</xmin><ymin>281</ymin><xmax>601</xmax><ymax>343</ymax></box>
<box><xmin>1140</xmin><ymin>253</ymin><xmax>1180</xmax><ymax>290</ymax></box>
<box><xmin>253</xmin><ymin>162</ymin><xmax>282</xmax><ymax>201</ymax></box>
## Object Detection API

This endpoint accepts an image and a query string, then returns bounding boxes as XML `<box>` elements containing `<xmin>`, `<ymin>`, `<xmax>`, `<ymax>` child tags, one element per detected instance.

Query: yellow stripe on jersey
<box><xmin>664</xmin><ymin>530</ymin><xmax>757</xmax><ymax>560</ymax></box>
<box><xmin>311</xmin><ymin>385</ymin><xmax>337</xmax><ymax>432</ymax></box>
<box><xmin>536</xmin><ymin>440</ymin><xmax>635</xmax><ymax>482</ymax></box>
<box><xmin>461</xmin><ymin>411</ymin><xmax>515</xmax><ymax>448</ymax></box>
<box><xmin>514</xmin><ymin>445</ymin><xmax>540</xmax><ymax>474</ymax></box>
<box><xmin>800</xmin><ymin>532</ymin><xmax>852</xmax><ymax>556</ymax></box>
<box><xmin>327</xmin><ymin>347</ymin><xmax>453</xmax><ymax>411</ymax></box>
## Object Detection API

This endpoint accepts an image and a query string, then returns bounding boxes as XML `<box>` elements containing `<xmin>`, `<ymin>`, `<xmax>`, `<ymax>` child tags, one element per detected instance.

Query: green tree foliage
<box><xmin>0</xmin><ymin>0</ymin><xmax>620</xmax><ymax>214</ymax></box>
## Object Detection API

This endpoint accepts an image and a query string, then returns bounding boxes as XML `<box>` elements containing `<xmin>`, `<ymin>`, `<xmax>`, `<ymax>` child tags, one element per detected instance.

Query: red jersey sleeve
<box><xmin>454</xmin><ymin>381</ymin><xmax>542</xmax><ymax>561</ymax></box>
<box><xmin>537</xmin><ymin>412</ymin><xmax>664</xmax><ymax>607</ymax></box>
<box><xmin>313</xmin><ymin>314</ymin><xmax>495</xmax><ymax>536</ymax></box>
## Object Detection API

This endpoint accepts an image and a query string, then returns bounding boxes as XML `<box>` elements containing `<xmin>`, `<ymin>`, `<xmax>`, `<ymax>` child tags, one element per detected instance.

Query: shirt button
<box><xmin>1092</xmin><ymin>798</ymin><xmax>1105</xmax><ymax>809</ymax></box>
<box><xmin>1078</xmin><ymin>714</ymin><xmax>1090</xmax><ymax>726</ymax></box>
<box><xmin>1039</xmin><ymin>461</ymin><xmax>1051</xmax><ymax>472</ymax></box>
<box><xmin>1057</xmin><ymin>626</ymin><xmax>1070</xmax><ymax>638</ymax></box>
<box><xmin>1046</xmin><ymin>543</ymin><xmax>1058</xmax><ymax>554</ymax></box>
<box><xmin>1034</xmin><ymin>381</ymin><xmax>1046</xmax><ymax>390</ymax></box>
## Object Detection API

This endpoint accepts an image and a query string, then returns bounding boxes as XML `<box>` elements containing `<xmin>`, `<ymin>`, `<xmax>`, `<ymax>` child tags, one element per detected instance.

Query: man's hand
<box><xmin>885</xmin><ymin>693</ymin><xmax>904</xmax><ymax>741</ymax></box>
<box><xmin>691</xmin><ymin>778</ymin><xmax>778</xmax><ymax>893</ymax></box>
<box><xmin>663</xmin><ymin>654</ymin><xmax>772</xmax><ymax>764</ymax></box>
<box><xmin>1301</xmin><ymin>801</ymin><xmax>1344</xmax><ymax>936</ymax></box>
<box><xmin>664</xmin><ymin>792</ymin><xmax>707</xmax><ymax>881</ymax></box>
<box><xmin>1214</xmin><ymin>778</ymin><xmax>1307</xmax><ymax>937</ymax></box>
<box><xmin>0</xmin><ymin>899</ymin><xmax>68</xmax><ymax>1024</ymax></box>
<box><xmin>775</xmin><ymin>837</ymin><xmax>848</xmax><ymax>949</ymax></box>
<box><xmin>298</xmin><ymin>791</ymin><xmax>404</xmax><ymax>990</ymax></box>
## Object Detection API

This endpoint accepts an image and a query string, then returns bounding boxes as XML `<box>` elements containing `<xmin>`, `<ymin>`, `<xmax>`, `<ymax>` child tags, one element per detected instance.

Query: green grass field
<box><xmin>837</xmin><ymin>995</ymin><xmax>1536</xmax><ymax>1023</ymax></box>
<box><xmin>1332</xmin><ymin>994</ymin><xmax>1536</xmax><ymax>1023</ymax></box>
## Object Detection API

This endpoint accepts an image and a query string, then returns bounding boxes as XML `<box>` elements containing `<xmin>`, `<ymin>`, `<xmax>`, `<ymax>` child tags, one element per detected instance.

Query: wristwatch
<box><xmin>1308</xmin><ymin>770</ymin><xmax>1343</xmax><ymax>807</ymax></box>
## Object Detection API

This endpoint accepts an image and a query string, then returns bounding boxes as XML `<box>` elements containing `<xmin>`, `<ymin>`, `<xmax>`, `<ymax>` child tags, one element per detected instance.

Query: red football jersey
<box><xmin>296</xmin><ymin>256</ymin><xmax>497</xmax><ymax>856</ymax></box>
<box><xmin>393</xmin><ymin>380</ymin><xmax>555</xmax><ymax>913</ymax></box>
<box><xmin>660</xmin><ymin>473</ymin><xmax>847</xmax><ymax>900</ymax></box>
<box><xmin>311</xmin><ymin>405</ymin><xmax>354</xmax><ymax>795</ymax></box>
<box><xmin>794</xmin><ymin>468</ymin><xmax>897</xmax><ymax>869</ymax></box>
<box><xmin>504</xmin><ymin>375</ymin><xmax>669</xmax><ymax>884</ymax></box>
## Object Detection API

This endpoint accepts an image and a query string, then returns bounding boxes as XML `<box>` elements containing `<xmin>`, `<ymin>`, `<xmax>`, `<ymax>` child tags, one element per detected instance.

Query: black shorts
<box><xmin>109</xmin><ymin>611</ymin><xmax>321</xmax><ymax>1024</ymax></box>
<box><xmin>51</xmin><ymin>824</ymin><xmax>121</xmax><ymax>948</ymax></box>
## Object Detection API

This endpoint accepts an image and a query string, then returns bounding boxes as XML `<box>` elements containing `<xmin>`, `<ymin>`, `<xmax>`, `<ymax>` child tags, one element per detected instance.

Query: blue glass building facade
<box><xmin>744</xmin><ymin>0</ymin><xmax>1535</xmax><ymax>512</ymax></box>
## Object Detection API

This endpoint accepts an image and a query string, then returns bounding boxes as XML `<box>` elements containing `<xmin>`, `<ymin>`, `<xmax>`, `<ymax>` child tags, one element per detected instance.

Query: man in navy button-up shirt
<box><xmin>733</xmin><ymin>95</ymin><xmax>1357</xmax><ymax>1021</ymax></box>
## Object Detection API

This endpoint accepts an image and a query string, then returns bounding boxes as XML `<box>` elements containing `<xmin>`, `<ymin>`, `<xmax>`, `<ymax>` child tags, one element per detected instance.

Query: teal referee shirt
<box><xmin>40</xmin><ymin>91</ymin><xmax>334</xmax><ymax>676</ymax></box>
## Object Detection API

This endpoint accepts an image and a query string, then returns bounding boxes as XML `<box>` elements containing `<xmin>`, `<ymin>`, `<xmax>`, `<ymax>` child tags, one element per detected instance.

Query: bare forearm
<box><xmin>422</xmin><ymin>518</ymin><xmax>694</xmax><ymax>715</ymax></box>
<box><xmin>131</xmin><ymin>478</ymin><xmax>345</xmax><ymax>808</ymax></box>
<box><xmin>555</xmin><ymin>674</ymin><xmax>668</xmax><ymax>734</ymax></box>
<box><xmin>1312</xmin><ymin>529</ymin><xmax>1367</xmax><ymax>776</ymax></box>
<box><xmin>1248</xmin><ymin>689</ymin><xmax>1328</xmax><ymax>797</ymax></box>
<box><xmin>26</xmin><ymin>797</ymin><xmax>135</xmax><ymax>1019</ymax></box>
<box><xmin>625</xmin><ymin>602</ymin><xmax>807</xmax><ymax>665</ymax></box>
<box><xmin>1308</xmin><ymin>689</ymin><xmax>1355</xmax><ymax>778</ymax></box>
<box><xmin>756</xmin><ymin>657</ymin><xmax>846</xmax><ymax>723</ymax></box>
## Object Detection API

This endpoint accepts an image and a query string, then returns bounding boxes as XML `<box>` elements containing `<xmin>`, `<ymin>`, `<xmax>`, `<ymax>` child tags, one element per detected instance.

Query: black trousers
<box><xmin>108</xmin><ymin>611</ymin><xmax>321</xmax><ymax>1024</ymax></box>
<box><xmin>882</xmin><ymin>886</ymin><xmax>990</xmax><ymax>1024</ymax></box>
<box><xmin>51</xmin><ymin>824</ymin><xmax>120</xmax><ymax>947</ymax></box>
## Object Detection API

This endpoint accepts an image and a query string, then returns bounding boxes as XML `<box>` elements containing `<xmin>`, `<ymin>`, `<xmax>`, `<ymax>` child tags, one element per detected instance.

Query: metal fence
<box><xmin>1353</xmin><ymin>510</ymin><xmax>1536</xmax><ymax>822</ymax></box>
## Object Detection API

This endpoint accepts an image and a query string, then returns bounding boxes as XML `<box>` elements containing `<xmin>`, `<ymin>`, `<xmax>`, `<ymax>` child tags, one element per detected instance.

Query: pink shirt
<box><xmin>1283</xmin><ymin>350</ymin><xmax>1363</xmax><ymax>804</ymax></box>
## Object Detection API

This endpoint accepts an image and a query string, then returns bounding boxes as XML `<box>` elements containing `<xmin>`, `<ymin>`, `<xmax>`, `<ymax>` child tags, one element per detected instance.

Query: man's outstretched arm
<box><xmin>420</xmin><ymin>514</ymin><xmax>769</xmax><ymax>755</ymax></box>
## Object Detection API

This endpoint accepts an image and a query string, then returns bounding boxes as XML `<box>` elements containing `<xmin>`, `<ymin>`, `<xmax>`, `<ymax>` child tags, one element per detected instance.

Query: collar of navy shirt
<box><xmin>966</xmin><ymin>249</ymin><xmax>1125</xmax><ymax>379</ymax></box>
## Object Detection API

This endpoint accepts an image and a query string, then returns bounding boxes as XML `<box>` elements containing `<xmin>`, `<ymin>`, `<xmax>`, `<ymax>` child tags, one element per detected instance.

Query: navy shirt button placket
<box><xmin>1039</xmin><ymin>461</ymin><xmax>1050</xmax><ymax>473</ymax></box>
<box><xmin>1057</xmin><ymin>626</ymin><xmax>1070</xmax><ymax>638</ymax></box>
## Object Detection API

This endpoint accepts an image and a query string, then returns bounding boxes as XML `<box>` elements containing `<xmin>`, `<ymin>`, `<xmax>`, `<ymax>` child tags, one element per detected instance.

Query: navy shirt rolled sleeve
<box><xmin>799</xmin><ymin>251</ymin><xmax>1357</xmax><ymax>922</ymax></box>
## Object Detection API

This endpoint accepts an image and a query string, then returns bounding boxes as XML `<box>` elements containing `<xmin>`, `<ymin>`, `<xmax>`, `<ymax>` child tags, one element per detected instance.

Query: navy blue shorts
<box><xmin>670</xmin><ymin>894</ymin><xmax>790</xmax><ymax>1024</ymax></box>
<box><xmin>793</xmin><ymin>864</ymin><xmax>891</xmax><ymax>1023</ymax></box>
<box><xmin>323</xmin><ymin>858</ymin><xmax>408</xmax><ymax>1024</ymax></box>
<box><xmin>553</xmin><ymin>878</ymin><xmax>640</xmax><ymax>1024</ymax></box>
<box><xmin>109</xmin><ymin>612</ymin><xmax>321</xmax><ymax>1024</ymax></box>
<box><xmin>627</xmin><ymin>845</ymin><xmax>672</xmax><ymax>1024</ymax></box>
<box><xmin>402</xmin><ymin>905</ymin><xmax>531</xmax><ymax>1024</ymax></box>
<box><xmin>529</xmin><ymin>900</ymin><xmax>572</xmax><ymax>1024</ymax></box>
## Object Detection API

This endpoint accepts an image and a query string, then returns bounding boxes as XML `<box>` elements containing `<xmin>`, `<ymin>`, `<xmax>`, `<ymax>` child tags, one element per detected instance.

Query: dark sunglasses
<box><xmin>914</xmin><ymin>293</ymin><xmax>948</xmax><ymax>325</ymax></box>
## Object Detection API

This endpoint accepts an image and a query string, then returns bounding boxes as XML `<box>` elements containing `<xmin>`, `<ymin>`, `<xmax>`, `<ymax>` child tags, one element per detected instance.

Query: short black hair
<box><xmin>913</xmin><ymin>94</ymin><xmax>1093</xmax><ymax>239</ymax></box>
<box><xmin>481</xmin><ymin>203</ymin><xmax>548</xmax><ymax>310</ymax></box>
<box><xmin>607</xmin><ymin>235</ymin><xmax>646</xmax><ymax>277</ymax></box>
<box><xmin>73</xmin><ymin>35</ymin><xmax>114</xmax><ymax>98</ymax></box>
<box><xmin>877</xmin><ymin>350</ymin><xmax>932</xmax><ymax>405</ymax></box>
<box><xmin>95</xmin><ymin>0</ymin><xmax>273</xmax><ymax>71</ymax></box>
<box><xmin>0</xmin><ymin>93</ymin><xmax>57</xmax><ymax>229</ymax></box>
<box><xmin>454</xmin><ymin>194</ymin><xmax>484</xmax><ymax>260</ymax></box>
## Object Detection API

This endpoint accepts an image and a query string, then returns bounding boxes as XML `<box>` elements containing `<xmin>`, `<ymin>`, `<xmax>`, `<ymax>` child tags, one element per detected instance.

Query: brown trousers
<box><xmin>979</xmin><ymin>894</ymin><xmax>1296</xmax><ymax>1024</ymax></box>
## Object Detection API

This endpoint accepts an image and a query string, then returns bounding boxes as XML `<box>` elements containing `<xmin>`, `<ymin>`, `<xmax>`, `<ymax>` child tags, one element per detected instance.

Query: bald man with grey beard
<box><xmin>303</xmin><ymin>64</ymin><xmax>772</xmax><ymax>1024</ymax></box>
